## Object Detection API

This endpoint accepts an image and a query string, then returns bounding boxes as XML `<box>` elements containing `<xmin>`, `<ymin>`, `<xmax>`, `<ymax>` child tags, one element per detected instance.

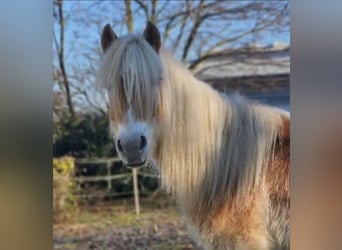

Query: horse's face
<box><xmin>111</xmin><ymin>106</ymin><xmax>153</xmax><ymax>168</ymax></box>
<box><xmin>100</xmin><ymin>22</ymin><xmax>162</xmax><ymax>168</ymax></box>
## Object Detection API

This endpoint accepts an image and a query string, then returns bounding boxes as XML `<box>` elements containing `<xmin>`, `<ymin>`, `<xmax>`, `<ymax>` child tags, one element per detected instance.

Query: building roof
<box><xmin>194</xmin><ymin>43</ymin><xmax>290</xmax><ymax>80</ymax></box>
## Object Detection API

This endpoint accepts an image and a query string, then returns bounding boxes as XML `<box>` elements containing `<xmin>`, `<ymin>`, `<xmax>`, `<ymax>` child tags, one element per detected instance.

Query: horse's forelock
<box><xmin>98</xmin><ymin>34</ymin><xmax>163</xmax><ymax>123</ymax></box>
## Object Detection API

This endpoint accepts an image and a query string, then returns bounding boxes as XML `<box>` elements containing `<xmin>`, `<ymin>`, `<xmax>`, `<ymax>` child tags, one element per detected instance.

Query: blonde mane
<box><xmin>97</xmin><ymin>31</ymin><xmax>289</xmax><ymax>249</ymax></box>
<box><xmin>157</xmin><ymin>52</ymin><xmax>284</xmax><ymax>222</ymax></box>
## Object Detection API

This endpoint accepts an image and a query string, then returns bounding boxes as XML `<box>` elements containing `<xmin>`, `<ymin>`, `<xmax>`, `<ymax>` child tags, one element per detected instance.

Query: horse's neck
<box><xmin>157</xmin><ymin>55</ymin><xmax>227</xmax><ymax>208</ymax></box>
<box><xmin>161</xmin><ymin>53</ymin><xmax>225</xmax><ymax>122</ymax></box>
<box><xmin>156</xmin><ymin>55</ymin><xmax>285</xmax><ymax>222</ymax></box>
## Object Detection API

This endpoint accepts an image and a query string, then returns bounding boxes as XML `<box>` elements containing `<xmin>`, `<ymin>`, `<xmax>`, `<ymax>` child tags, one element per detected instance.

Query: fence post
<box><xmin>132</xmin><ymin>168</ymin><xmax>140</xmax><ymax>215</ymax></box>
<box><xmin>106</xmin><ymin>161</ymin><xmax>112</xmax><ymax>192</ymax></box>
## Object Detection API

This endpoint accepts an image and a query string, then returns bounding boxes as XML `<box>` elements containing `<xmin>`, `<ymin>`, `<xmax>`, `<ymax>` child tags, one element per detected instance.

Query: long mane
<box><xmin>97</xmin><ymin>33</ymin><xmax>287</xmax><ymax>225</ymax></box>
<box><xmin>157</xmin><ymin>52</ymin><xmax>285</xmax><ymax>222</ymax></box>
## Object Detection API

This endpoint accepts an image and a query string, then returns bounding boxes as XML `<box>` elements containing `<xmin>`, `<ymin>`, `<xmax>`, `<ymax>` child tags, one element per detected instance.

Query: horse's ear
<box><xmin>101</xmin><ymin>24</ymin><xmax>117</xmax><ymax>53</ymax></box>
<box><xmin>143</xmin><ymin>21</ymin><xmax>161</xmax><ymax>53</ymax></box>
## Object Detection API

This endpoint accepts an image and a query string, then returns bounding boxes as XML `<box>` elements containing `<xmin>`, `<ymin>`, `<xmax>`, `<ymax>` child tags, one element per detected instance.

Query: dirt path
<box><xmin>54</xmin><ymin>210</ymin><xmax>203</xmax><ymax>250</ymax></box>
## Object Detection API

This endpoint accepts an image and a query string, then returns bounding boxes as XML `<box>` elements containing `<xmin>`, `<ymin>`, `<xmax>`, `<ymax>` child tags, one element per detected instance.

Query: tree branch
<box><xmin>124</xmin><ymin>0</ymin><xmax>134</xmax><ymax>32</ymax></box>
<box><xmin>157</xmin><ymin>0</ymin><xmax>170</xmax><ymax>16</ymax></box>
<box><xmin>162</xmin><ymin>15</ymin><xmax>177</xmax><ymax>42</ymax></box>
<box><xmin>159</xmin><ymin>1</ymin><xmax>217</xmax><ymax>22</ymax></box>
<box><xmin>171</xmin><ymin>0</ymin><xmax>190</xmax><ymax>53</ymax></box>
<box><xmin>56</xmin><ymin>0</ymin><xmax>74</xmax><ymax>118</ymax></box>
<box><xmin>151</xmin><ymin>0</ymin><xmax>158</xmax><ymax>23</ymax></box>
<box><xmin>181</xmin><ymin>0</ymin><xmax>206</xmax><ymax>61</ymax></box>
<box><xmin>188</xmin><ymin>46</ymin><xmax>289</xmax><ymax>72</ymax></box>
<box><xmin>133</xmin><ymin>0</ymin><xmax>149</xmax><ymax>20</ymax></box>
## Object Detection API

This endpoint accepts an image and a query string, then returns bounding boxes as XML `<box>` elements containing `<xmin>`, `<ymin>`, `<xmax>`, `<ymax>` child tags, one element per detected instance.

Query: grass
<box><xmin>60</xmin><ymin>195</ymin><xmax>178</xmax><ymax>225</ymax></box>
<box><xmin>53</xmin><ymin>195</ymin><xmax>200</xmax><ymax>249</ymax></box>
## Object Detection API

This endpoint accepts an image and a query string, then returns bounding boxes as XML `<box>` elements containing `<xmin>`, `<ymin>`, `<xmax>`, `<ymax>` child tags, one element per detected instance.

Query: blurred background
<box><xmin>53</xmin><ymin>0</ymin><xmax>289</xmax><ymax>249</ymax></box>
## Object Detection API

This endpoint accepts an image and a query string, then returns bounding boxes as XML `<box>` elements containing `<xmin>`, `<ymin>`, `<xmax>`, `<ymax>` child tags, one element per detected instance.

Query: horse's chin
<box><xmin>125</xmin><ymin>160</ymin><xmax>147</xmax><ymax>169</ymax></box>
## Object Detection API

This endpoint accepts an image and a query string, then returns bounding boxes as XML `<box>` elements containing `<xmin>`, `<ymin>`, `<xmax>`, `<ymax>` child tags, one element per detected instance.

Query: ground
<box><xmin>53</xmin><ymin>198</ymin><xmax>203</xmax><ymax>250</ymax></box>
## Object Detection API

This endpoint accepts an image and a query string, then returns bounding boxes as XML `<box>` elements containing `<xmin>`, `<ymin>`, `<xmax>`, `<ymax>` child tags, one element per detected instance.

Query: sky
<box><xmin>54</xmin><ymin>0</ymin><xmax>290</xmax><ymax>111</ymax></box>
<box><xmin>57</xmin><ymin>1</ymin><xmax>290</xmax><ymax>65</ymax></box>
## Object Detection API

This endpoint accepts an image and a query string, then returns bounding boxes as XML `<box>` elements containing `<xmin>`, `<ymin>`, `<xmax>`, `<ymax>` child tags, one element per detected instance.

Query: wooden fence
<box><xmin>74</xmin><ymin>157</ymin><xmax>158</xmax><ymax>215</ymax></box>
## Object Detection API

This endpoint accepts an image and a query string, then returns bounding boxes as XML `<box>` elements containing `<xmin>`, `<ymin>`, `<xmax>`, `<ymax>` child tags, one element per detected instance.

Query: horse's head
<box><xmin>99</xmin><ymin>21</ymin><xmax>163</xmax><ymax>168</ymax></box>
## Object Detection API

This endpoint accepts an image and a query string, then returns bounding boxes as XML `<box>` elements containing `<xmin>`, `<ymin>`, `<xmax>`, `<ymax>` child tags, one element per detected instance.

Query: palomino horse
<box><xmin>96</xmin><ymin>21</ymin><xmax>290</xmax><ymax>250</ymax></box>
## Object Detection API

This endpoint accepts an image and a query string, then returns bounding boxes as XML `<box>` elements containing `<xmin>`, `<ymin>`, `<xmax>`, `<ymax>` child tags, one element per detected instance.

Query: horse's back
<box><xmin>266</xmin><ymin>112</ymin><xmax>290</xmax><ymax>249</ymax></box>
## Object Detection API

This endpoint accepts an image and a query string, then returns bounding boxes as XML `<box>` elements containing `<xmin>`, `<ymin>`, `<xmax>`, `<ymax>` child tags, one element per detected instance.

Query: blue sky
<box><xmin>54</xmin><ymin>1</ymin><xmax>289</xmax><ymax>110</ymax></box>
<box><xmin>57</xmin><ymin>1</ymin><xmax>290</xmax><ymax>65</ymax></box>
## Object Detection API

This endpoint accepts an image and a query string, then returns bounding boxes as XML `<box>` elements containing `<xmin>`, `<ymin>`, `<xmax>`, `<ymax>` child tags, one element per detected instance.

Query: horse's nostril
<box><xmin>117</xmin><ymin>139</ymin><xmax>124</xmax><ymax>152</ymax></box>
<box><xmin>140</xmin><ymin>136</ymin><xmax>147</xmax><ymax>150</ymax></box>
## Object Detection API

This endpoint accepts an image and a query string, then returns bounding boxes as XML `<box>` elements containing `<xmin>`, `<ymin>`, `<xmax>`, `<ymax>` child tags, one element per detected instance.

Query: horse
<box><xmin>96</xmin><ymin>21</ymin><xmax>290</xmax><ymax>250</ymax></box>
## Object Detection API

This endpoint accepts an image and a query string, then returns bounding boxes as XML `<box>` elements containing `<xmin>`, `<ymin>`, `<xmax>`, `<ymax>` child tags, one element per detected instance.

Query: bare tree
<box><xmin>53</xmin><ymin>0</ymin><xmax>74</xmax><ymax>118</ymax></box>
<box><xmin>157</xmin><ymin>1</ymin><xmax>289</xmax><ymax>69</ymax></box>
<box><xmin>125</xmin><ymin>0</ymin><xmax>134</xmax><ymax>32</ymax></box>
<box><xmin>53</xmin><ymin>0</ymin><xmax>289</xmax><ymax>115</ymax></box>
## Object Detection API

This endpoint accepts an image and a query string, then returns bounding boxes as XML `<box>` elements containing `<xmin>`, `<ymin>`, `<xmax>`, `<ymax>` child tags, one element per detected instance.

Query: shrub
<box><xmin>53</xmin><ymin>157</ymin><xmax>79</xmax><ymax>223</ymax></box>
<box><xmin>53</xmin><ymin>113</ymin><xmax>117</xmax><ymax>158</ymax></box>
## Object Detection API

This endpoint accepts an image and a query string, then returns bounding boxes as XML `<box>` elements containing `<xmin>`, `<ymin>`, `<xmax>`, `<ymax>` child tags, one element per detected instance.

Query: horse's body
<box><xmin>97</xmin><ymin>22</ymin><xmax>290</xmax><ymax>250</ymax></box>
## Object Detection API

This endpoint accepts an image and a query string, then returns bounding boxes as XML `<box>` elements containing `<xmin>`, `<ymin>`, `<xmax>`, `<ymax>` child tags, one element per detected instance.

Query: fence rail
<box><xmin>75</xmin><ymin>157</ymin><xmax>119</xmax><ymax>164</ymax></box>
<box><xmin>73</xmin><ymin>157</ymin><xmax>158</xmax><ymax>214</ymax></box>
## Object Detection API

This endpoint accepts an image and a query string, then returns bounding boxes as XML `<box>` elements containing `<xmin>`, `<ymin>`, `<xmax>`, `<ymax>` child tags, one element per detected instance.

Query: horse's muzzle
<box><xmin>126</xmin><ymin>159</ymin><xmax>147</xmax><ymax>168</ymax></box>
<box><xmin>116</xmin><ymin>135</ymin><xmax>148</xmax><ymax>167</ymax></box>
